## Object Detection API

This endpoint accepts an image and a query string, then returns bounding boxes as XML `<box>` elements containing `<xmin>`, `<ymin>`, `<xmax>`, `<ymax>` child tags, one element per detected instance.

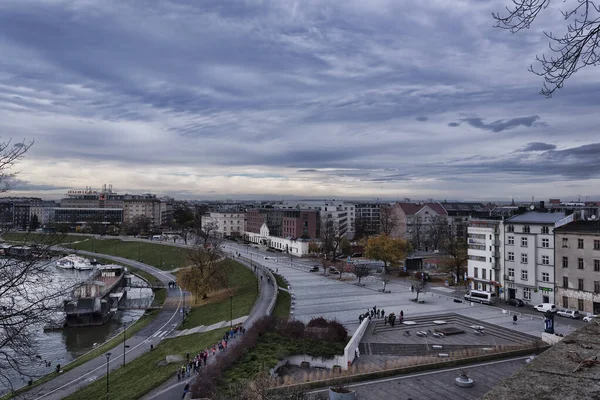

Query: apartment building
<box><xmin>122</xmin><ymin>195</ymin><xmax>162</xmax><ymax>227</ymax></box>
<box><xmin>276</xmin><ymin>200</ymin><xmax>355</xmax><ymax>238</ymax></box>
<box><xmin>554</xmin><ymin>220</ymin><xmax>600</xmax><ymax>314</ymax></box>
<box><xmin>201</xmin><ymin>212</ymin><xmax>245</xmax><ymax>237</ymax></box>
<box><xmin>467</xmin><ymin>219</ymin><xmax>502</xmax><ymax>294</ymax></box>
<box><xmin>354</xmin><ymin>203</ymin><xmax>382</xmax><ymax>236</ymax></box>
<box><xmin>389</xmin><ymin>202</ymin><xmax>448</xmax><ymax>250</ymax></box>
<box><xmin>246</xmin><ymin>209</ymin><xmax>284</xmax><ymax>237</ymax></box>
<box><xmin>502</xmin><ymin>211</ymin><xmax>567</xmax><ymax>305</ymax></box>
<box><xmin>281</xmin><ymin>210</ymin><xmax>318</xmax><ymax>239</ymax></box>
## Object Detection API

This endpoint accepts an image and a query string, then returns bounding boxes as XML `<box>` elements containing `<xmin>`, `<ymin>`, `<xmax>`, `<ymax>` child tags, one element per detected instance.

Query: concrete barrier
<box><xmin>344</xmin><ymin>318</ymin><xmax>370</xmax><ymax>369</ymax></box>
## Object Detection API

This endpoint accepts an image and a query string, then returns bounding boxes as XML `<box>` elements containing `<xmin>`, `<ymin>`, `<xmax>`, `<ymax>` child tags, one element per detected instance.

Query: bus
<box><xmin>464</xmin><ymin>290</ymin><xmax>497</xmax><ymax>305</ymax></box>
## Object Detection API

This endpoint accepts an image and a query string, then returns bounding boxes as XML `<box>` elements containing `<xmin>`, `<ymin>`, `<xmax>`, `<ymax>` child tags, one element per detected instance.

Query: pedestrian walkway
<box><xmin>171</xmin><ymin>315</ymin><xmax>248</xmax><ymax>338</ymax></box>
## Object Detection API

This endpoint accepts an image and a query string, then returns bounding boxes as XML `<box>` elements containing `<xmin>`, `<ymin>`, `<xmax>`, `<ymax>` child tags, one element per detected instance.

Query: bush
<box><xmin>306</xmin><ymin>317</ymin><xmax>329</xmax><ymax>328</ymax></box>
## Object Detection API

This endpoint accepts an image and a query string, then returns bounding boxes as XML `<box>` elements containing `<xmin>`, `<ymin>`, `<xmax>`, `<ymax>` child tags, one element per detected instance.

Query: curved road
<box><xmin>18</xmin><ymin>251</ymin><xmax>183</xmax><ymax>400</ymax></box>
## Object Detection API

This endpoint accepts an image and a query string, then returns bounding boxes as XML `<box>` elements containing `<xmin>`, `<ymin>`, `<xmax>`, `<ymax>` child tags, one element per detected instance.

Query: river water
<box><xmin>3</xmin><ymin>260</ymin><xmax>153</xmax><ymax>394</ymax></box>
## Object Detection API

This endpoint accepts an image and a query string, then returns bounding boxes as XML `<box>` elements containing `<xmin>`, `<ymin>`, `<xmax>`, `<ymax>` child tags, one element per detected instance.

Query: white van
<box><xmin>152</xmin><ymin>235</ymin><xmax>162</xmax><ymax>241</ymax></box>
<box><xmin>534</xmin><ymin>303</ymin><xmax>557</xmax><ymax>313</ymax></box>
<box><xmin>464</xmin><ymin>290</ymin><xmax>497</xmax><ymax>305</ymax></box>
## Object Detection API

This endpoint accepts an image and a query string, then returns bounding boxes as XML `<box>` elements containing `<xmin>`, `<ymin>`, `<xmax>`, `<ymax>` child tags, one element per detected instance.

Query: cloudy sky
<box><xmin>1</xmin><ymin>0</ymin><xmax>599</xmax><ymax>202</ymax></box>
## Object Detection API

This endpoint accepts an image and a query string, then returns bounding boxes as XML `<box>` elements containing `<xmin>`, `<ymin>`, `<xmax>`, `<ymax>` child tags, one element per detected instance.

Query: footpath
<box><xmin>142</xmin><ymin>257</ymin><xmax>277</xmax><ymax>400</ymax></box>
<box><xmin>14</xmin><ymin>251</ymin><xmax>183</xmax><ymax>400</ymax></box>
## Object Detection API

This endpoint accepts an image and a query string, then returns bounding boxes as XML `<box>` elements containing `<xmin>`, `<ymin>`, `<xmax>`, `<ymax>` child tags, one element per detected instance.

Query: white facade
<box><xmin>275</xmin><ymin>200</ymin><xmax>355</xmax><ymax>238</ymax></box>
<box><xmin>467</xmin><ymin>221</ymin><xmax>502</xmax><ymax>294</ymax></box>
<box><xmin>201</xmin><ymin>212</ymin><xmax>245</xmax><ymax>237</ymax></box>
<box><xmin>503</xmin><ymin>212</ymin><xmax>568</xmax><ymax>305</ymax></box>
<box><xmin>245</xmin><ymin>224</ymin><xmax>312</xmax><ymax>257</ymax></box>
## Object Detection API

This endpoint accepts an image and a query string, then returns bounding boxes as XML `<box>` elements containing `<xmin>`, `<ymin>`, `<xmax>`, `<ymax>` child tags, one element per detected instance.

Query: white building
<box><xmin>502</xmin><ymin>211</ymin><xmax>568</xmax><ymax>305</ymax></box>
<box><xmin>467</xmin><ymin>219</ymin><xmax>503</xmax><ymax>294</ymax></box>
<box><xmin>275</xmin><ymin>200</ymin><xmax>355</xmax><ymax>238</ymax></box>
<box><xmin>201</xmin><ymin>212</ymin><xmax>245</xmax><ymax>237</ymax></box>
<box><xmin>245</xmin><ymin>223</ymin><xmax>311</xmax><ymax>257</ymax></box>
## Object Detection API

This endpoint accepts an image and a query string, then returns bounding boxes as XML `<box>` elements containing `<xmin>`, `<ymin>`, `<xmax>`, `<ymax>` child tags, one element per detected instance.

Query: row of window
<box><xmin>561</xmin><ymin>257</ymin><xmax>600</xmax><ymax>271</ymax></box>
<box><xmin>562</xmin><ymin>297</ymin><xmax>585</xmax><ymax>311</ymax></box>
<box><xmin>505</xmin><ymin>225</ymin><xmax>551</xmax><ymax>234</ymax></box>
<box><xmin>506</xmin><ymin>236</ymin><xmax>551</xmax><ymax>248</ymax></box>
<box><xmin>506</xmin><ymin>252</ymin><xmax>550</xmax><ymax>265</ymax></box>
<box><xmin>562</xmin><ymin>277</ymin><xmax>600</xmax><ymax>293</ymax></box>
<box><xmin>507</xmin><ymin>268</ymin><xmax>550</xmax><ymax>282</ymax></box>
<box><xmin>561</xmin><ymin>237</ymin><xmax>600</xmax><ymax>250</ymax></box>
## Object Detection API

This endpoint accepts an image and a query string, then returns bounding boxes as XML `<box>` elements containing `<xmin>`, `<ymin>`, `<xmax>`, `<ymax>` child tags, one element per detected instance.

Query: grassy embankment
<box><xmin>272</xmin><ymin>272</ymin><xmax>291</xmax><ymax>319</ymax></box>
<box><xmin>64</xmin><ymin>259</ymin><xmax>257</xmax><ymax>400</ymax></box>
<box><xmin>180</xmin><ymin>259</ymin><xmax>258</xmax><ymax>329</ymax></box>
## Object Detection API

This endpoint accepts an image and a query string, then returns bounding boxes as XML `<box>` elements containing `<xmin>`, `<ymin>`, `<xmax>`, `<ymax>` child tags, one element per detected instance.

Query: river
<box><xmin>2</xmin><ymin>259</ymin><xmax>153</xmax><ymax>394</ymax></box>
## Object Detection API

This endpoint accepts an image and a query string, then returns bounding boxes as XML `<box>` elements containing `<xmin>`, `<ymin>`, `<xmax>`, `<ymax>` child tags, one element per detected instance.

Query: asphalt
<box><xmin>17</xmin><ymin>251</ymin><xmax>183</xmax><ymax>400</ymax></box>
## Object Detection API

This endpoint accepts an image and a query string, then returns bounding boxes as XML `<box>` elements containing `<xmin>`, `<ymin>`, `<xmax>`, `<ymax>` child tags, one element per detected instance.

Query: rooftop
<box><xmin>506</xmin><ymin>211</ymin><xmax>566</xmax><ymax>224</ymax></box>
<box><xmin>554</xmin><ymin>219</ymin><xmax>600</xmax><ymax>234</ymax></box>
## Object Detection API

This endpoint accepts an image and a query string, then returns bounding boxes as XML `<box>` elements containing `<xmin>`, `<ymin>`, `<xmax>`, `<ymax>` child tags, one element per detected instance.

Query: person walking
<box><xmin>381</xmin><ymin>310</ymin><xmax>385</xmax><ymax>320</ymax></box>
<box><xmin>182</xmin><ymin>382</ymin><xmax>190</xmax><ymax>399</ymax></box>
<box><xmin>513</xmin><ymin>315</ymin><xmax>518</xmax><ymax>324</ymax></box>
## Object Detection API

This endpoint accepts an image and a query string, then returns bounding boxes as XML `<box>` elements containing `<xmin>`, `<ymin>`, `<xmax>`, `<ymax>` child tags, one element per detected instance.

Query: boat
<box><xmin>55</xmin><ymin>254</ymin><xmax>94</xmax><ymax>270</ymax></box>
<box><xmin>63</xmin><ymin>265</ymin><xmax>127</xmax><ymax>327</ymax></box>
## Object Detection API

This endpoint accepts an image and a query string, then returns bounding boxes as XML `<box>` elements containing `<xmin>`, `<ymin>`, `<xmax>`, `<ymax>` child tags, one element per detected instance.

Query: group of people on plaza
<box><xmin>357</xmin><ymin>306</ymin><xmax>406</xmax><ymax>327</ymax></box>
<box><xmin>176</xmin><ymin>325</ymin><xmax>246</xmax><ymax>382</ymax></box>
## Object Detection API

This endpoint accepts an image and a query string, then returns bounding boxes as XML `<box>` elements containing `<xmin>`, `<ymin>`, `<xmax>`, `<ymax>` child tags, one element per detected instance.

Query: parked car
<box><xmin>583</xmin><ymin>314</ymin><xmax>598</xmax><ymax>323</ymax></box>
<box><xmin>329</xmin><ymin>268</ymin><xmax>340</xmax><ymax>274</ymax></box>
<box><xmin>556</xmin><ymin>309</ymin><xmax>580</xmax><ymax>319</ymax></box>
<box><xmin>506</xmin><ymin>298</ymin><xmax>525</xmax><ymax>307</ymax></box>
<box><xmin>309</xmin><ymin>266</ymin><xmax>319</xmax><ymax>272</ymax></box>
<box><xmin>533</xmin><ymin>303</ymin><xmax>557</xmax><ymax>313</ymax></box>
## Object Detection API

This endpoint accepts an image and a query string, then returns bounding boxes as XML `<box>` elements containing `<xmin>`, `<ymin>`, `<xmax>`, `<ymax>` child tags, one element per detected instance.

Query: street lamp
<box><xmin>229</xmin><ymin>295</ymin><xmax>233</xmax><ymax>328</ymax></box>
<box><xmin>105</xmin><ymin>352</ymin><xmax>112</xmax><ymax>400</ymax></box>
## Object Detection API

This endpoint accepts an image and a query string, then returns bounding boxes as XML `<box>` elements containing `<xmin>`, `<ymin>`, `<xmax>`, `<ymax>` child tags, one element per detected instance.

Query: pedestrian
<box><xmin>359</xmin><ymin>315</ymin><xmax>363</xmax><ymax>324</ymax></box>
<box><xmin>177</xmin><ymin>369</ymin><xmax>181</xmax><ymax>381</ymax></box>
<box><xmin>261</xmin><ymin>275</ymin><xmax>263</xmax><ymax>281</ymax></box>
<box><xmin>513</xmin><ymin>315</ymin><xmax>518</xmax><ymax>324</ymax></box>
<box><xmin>400</xmin><ymin>310</ymin><xmax>404</xmax><ymax>319</ymax></box>
<box><xmin>182</xmin><ymin>382</ymin><xmax>190</xmax><ymax>399</ymax></box>
<box><xmin>384</xmin><ymin>316</ymin><xmax>388</xmax><ymax>325</ymax></box>
<box><xmin>411</xmin><ymin>284</ymin><xmax>414</xmax><ymax>292</ymax></box>
<box><xmin>381</xmin><ymin>310</ymin><xmax>385</xmax><ymax>320</ymax></box>
<box><xmin>376</xmin><ymin>309</ymin><xmax>381</xmax><ymax>318</ymax></box>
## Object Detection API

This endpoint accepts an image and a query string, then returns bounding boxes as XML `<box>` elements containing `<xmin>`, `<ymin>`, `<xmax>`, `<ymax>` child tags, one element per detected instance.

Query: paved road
<box><xmin>17</xmin><ymin>251</ymin><xmax>183</xmax><ymax>400</ymax></box>
<box><xmin>142</xmin><ymin>256</ymin><xmax>276</xmax><ymax>400</ymax></box>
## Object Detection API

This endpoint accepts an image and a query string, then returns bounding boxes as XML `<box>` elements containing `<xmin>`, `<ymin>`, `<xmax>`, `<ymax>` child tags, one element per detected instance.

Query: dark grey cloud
<box><xmin>416</xmin><ymin>116</ymin><xmax>428</xmax><ymax>122</ymax></box>
<box><xmin>449</xmin><ymin>115</ymin><xmax>544</xmax><ymax>132</ymax></box>
<box><xmin>520</xmin><ymin>142</ymin><xmax>557</xmax><ymax>152</ymax></box>
<box><xmin>5</xmin><ymin>178</ymin><xmax>70</xmax><ymax>192</ymax></box>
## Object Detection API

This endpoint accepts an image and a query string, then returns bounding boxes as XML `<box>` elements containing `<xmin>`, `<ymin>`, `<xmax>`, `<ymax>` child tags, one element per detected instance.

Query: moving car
<box><xmin>533</xmin><ymin>303</ymin><xmax>557</xmax><ymax>313</ymax></box>
<box><xmin>463</xmin><ymin>290</ymin><xmax>497</xmax><ymax>305</ymax></box>
<box><xmin>506</xmin><ymin>298</ymin><xmax>525</xmax><ymax>307</ymax></box>
<box><xmin>556</xmin><ymin>309</ymin><xmax>580</xmax><ymax>319</ymax></box>
<box><xmin>583</xmin><ymin>314</ymin><xmax>598</xmax><ymax>323</ymax></box>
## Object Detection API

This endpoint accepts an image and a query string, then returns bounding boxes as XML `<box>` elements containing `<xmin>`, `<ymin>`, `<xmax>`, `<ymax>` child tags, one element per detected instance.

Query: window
<box><xmin>521</xmin><ymin>237</ymin><xmax>528</xmax><ymax>247</ymax></box>
<box><xmin>578</xmin><ymin>258</ymin><xmax>584</xmax><ymax>270</ymax></box>
<box><xmin>542</xmin><ymin>272</ymin><xmax>550</xmax><ymax>282</ymax></box>
<box><xmin>595</xmin><ymin>259</ymin><xmax>600</xmax><ymax>272</ymax></box>
<box><xmin>595</xmin><ymin>281</ymin><xmax>600</xmax><ymax>294</ymax></box>
<box><xmin>562</xmin><ymin>238</ymin><xmax>569</xmax><ymax>248</ymax></box>
<box><xmin>508</xmin><ymin>268</ymin><xmax>515</xmax><ymax>278</ymax></box>
<box><xmin>521</xmin><ymin>270</ymin><xmax>528</xmax><ymax>280</ymax></box>
<box><xmin>524</xmin><ymin>287</ymin><xmax>531</xmax><ymax>300</ymax></box>
<box><xmin>578</xmin><ymin>299</ymin><xmax>584</xmax><ymax>311</ymax></box>
<box><xmin>595</xmin><ymin>240</ymin><xmax>600</xmax><ymax>250</ymax></box>
<box><xmin>563</xmin><ymin>257</ymin><xmax>569</xmax><ymax>268</ymax></box>
<box><xmin>521</xmin><ymin>253</ymin><xmax>528</xmax><ymax>264</ymax></box>
<box><xmin>578</xmin><ymin>278</ymin><xmax>584</xmax><ymax>291</ymax></box>
<box><xmin>523</xmin><ymin>225</ymin><xmax>530</xmax><ymax>233</ymax></box>
<box><xmin>563</xmin><ymin>276</ymin><xmax>569</xmax><ymax>288</ymax></box>
<box><xmin>542</xmin><ymin>226</ymin><xmax>550</xmax><ymax>234</ymax></box>
<box><xmin>508</xmin><ymin>252</ymin><xmax>514</xmax><ymax>261</ymax></box>
<box><xmin>506</xmin><ymin>225</ymin><xmax>514</xmax><ymax>233</ymax></box>
<box><xmin>508</xmin><ymin>236</ymin><xmax>514</xmax><ymax>245</ymax></box>
<box><xmin>578</xmin><ymin>238</ymin><xmax>584</xmax><ymax>249</ymax></box>
<box><xmin>542</xmin><ymin>238</ymin><xmax>549</xmax><ymax>248</ymax></box>
<box><xmin>563</xmin><ymin>296</ymin><xmax>569</xmax><ymax>308</ymax></box>
<box><xmin>474</xmin><ymin>268</ymin><xmax>478</xmax><ymax>278</ymax></box>
<box><xmin>542</xmin><ymin>255</ymin><xmax>549</xmax><ymax>265</ymax></box>
<box><xmin>482</xmin><ymin>269</ymin><xmax>486</xmax><ymax>280</ymax></box>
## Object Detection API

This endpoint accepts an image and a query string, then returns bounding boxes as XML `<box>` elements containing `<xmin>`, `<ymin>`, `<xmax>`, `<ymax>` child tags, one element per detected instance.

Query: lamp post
<box><xmin>229</xmin><ymin>295</ymin><xmax>233</xmax><ymax>328</ymax></box>
<box><xmin>122</xmin><ymin>322</ymin><xmax>130</xmax><ymax>367</ymax></box>
<box><xmin>105</xmin><ymin>352</ymin><xmax>111</xmax><ymax>400</ymax></box>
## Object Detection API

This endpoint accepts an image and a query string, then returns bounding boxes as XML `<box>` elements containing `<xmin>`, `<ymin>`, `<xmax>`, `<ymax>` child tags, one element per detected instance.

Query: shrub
<box><xmin>307</xmin><ymin>317</ymin><xmax>329</xmax><ymax>328</ymax></box>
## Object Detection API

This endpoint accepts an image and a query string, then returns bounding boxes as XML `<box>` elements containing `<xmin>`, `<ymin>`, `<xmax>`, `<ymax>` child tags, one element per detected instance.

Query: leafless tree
<box><xmin>411</xmin><ymin>216</ymin><xmax>425</xmax><ymax>251</ymax></box>
<box><xmin>381</xmin><ymin>276</ymin><xmax>391</xmax><ymax>292</ymax></box>
<box><xmin>427</xmin><ymin>216</ymin><xmax>450</xmax><ymax>251</ymax></box>
<box><xmin>319</xmin><ymin>213</ymin><xmax>345</xmax><ymax>261</ymax></box>
<box><xmin>379</xmin><ymin>205</ymin><xmax>398</xmax><ymax>236</ymax></box>
<box><xmin>352</xmin><ymin>215</ymin><xmax>368</xmax><ymax>241</ymax></box>
<box><xmin>352</xmin><ymin>264</ymin><xmax>371</xmax><ymax>285</ymax></box>
<box><xmin>193</xmin><ymin>221</ymin><xmax>220</xmax><ymax>249</ymax></box>
<box><xmin>439</xmin><ymin>228</ymin><xmax>469</xmax><ymax>289</ymax></box>
<box><xmin>414</xmin><ymin>278</ymin><xmax>428</xmax><ymax>303</ymax></box>
<box><xmin>493</xmin><ymin>0</ymin><xmax>600</xmax><ymax>97</ymax></box>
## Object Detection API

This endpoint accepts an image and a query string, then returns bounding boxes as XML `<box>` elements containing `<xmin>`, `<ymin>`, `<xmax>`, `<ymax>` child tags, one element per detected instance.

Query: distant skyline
<box><xmin>1</xmin><ymin>1</ymin><xmax>600</xmax><ymax>201</ymax></box>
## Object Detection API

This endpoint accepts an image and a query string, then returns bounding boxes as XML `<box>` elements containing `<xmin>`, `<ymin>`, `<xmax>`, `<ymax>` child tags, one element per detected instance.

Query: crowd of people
<box><xmin>357</xmin><ymin>306</ymin><xmax>407</xmax><ymax>327</ymax></box>
<box><xmin>176</xmin><ymin>325</ymin><xmax>246</xmax><ymax>382</ymax></box>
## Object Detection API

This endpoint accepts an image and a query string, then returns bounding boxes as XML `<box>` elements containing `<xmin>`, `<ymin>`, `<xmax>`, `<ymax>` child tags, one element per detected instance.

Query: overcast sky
<box><xmin>1</xmin><ymin>0</ymin><xmax>599</xmax><ymax>202</ymax></box>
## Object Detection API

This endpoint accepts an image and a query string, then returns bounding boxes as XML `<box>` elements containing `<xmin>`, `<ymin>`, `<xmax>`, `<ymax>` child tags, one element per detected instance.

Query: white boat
<box><xmin>56</xmin><ymin>255</ymin><xmax>94</xmax><ymax>271</ymax></box>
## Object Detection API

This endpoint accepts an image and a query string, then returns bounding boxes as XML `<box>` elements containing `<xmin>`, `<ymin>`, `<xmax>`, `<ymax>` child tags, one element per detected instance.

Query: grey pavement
<box><xmin>16</xmin><ymin>251</ymin><xmax>183</xmax><ymax>400</ymax></box>
<box><xmin>142</xmin><ymin>256</ymin><xmax>276</xmax><ymax>400</ymax></box>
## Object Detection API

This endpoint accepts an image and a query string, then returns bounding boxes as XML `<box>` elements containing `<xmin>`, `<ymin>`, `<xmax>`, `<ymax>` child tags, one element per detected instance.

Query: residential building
<box><xmin>281</xmin><ymin>210</ymin><xmax>318</xmax><ymax>239</ymax></box>
<box><xmin>354</xmin><ymin>203</ymin><xmax>382</xmax><ymax>236</ymax></box>
<box><xmin>122</xmin><ymin>195</ymin><xmax>162</xmax><ymax>227</ymax></box>
<box><xmin>438</xmin><ymin>202</ymin><xmax>488</xmax><ymax>239</ymax></box>
<box><xmin>246</xmin><ymin>208</ymin><xmax>284</xmax><ymax>237</ymax></box>
<box><xmin>502</xmin><ymin>210</ymin><xmax>568</xmax><ymax>305</ymax></box>
<box><xmin>29</xmin><ymin>200</ymin><xmax>58</xmax><ymax>225</ymax></box>
<box><xmin>467</xmin><ymin>219</ymin><xmax>502</xmax><ymax>295</ymax></box>
<box><xmin>159</xmin><ymin>197</ymin><xmax>175</xmax><ymax>227</ymax></box>
<box><xmin>390</xmin><ymin>202</ymin><xmax>448</xmax><ymax>250</ymax></box>
<box><xmin>276</xmin><ymin>200</ymin><xmax>355</xmax><ymax>238</ymax></box>
<box><xmin>554</xmin><ymin>220</ymin><xmax>600</xmax><ymax>314</ymax></box>
<box><xmin>13</xmin><ymin>203</ymin><xmax>30</xmax><ymax>230</ymax></box>
<box><xmin>201</xmin><ymin>212</ymin><xmax>245</xmax><ymax>237</ymax></box>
